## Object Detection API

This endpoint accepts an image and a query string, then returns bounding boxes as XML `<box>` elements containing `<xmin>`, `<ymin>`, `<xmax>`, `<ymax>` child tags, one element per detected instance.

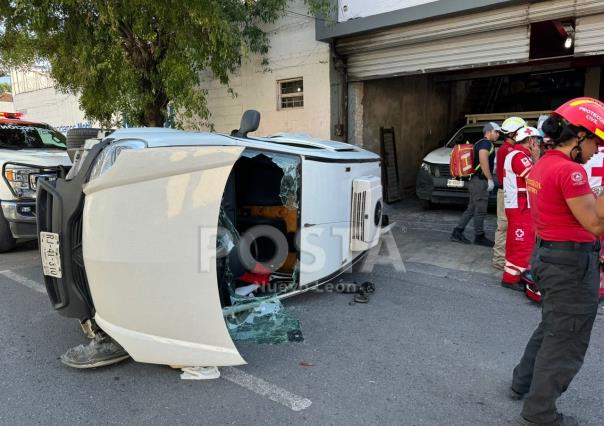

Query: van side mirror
<box><xmin>231</xmin><ymin>110</ymin><xmax>260</xmax><ymax>138</ymax></box>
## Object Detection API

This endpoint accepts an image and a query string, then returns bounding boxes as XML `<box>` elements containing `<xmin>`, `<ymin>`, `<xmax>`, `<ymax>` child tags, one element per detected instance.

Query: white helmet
<box><xmin>515</xmin><ymin>126</ymin><xmax>543</xmax><ymax>143</ymax></box>
<box><xmin>537</xmin><ymin>115</ymin><xmax>549</xmax><ymax>131</ymax></box>
<box><xmin>501</xmin><ymin>117</ymin><xmax>527</xmax><ymax>135</ymax></box>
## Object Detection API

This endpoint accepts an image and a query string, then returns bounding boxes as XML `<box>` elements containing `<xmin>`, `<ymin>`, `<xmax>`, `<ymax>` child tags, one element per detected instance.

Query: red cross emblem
<box><xmin>592</xmin><ymin>160</ymin><xmax>604</xmax><ymax>181</ymax></box>
<box><xmin>525</xmin><ymin>128</ymin><xmax>533</xmax><ymax>135</ymax></box>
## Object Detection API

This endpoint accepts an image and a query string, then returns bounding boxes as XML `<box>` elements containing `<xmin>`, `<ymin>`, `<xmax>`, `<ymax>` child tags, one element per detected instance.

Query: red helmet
<box><xmin>554</xmin><ymin>97</ymin><xmax>604</xmax><ymax>142</ymax></box>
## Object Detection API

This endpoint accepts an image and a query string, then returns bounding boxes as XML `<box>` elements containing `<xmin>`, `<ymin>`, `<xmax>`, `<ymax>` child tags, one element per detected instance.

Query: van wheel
<box><xmin>0</xmin><ymin>215</ymin><xmax>16</xmax><ymax>253</ymax></box>
<box><xmin>66</xmin><ymin>128</ymin><xmax>101</xmax><ymax>162</ymax></box>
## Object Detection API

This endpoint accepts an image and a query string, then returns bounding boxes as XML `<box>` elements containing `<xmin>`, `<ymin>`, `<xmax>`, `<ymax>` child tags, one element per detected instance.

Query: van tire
<box><xmin>66</xmin><ymin>128</ymin><xmax>101</xmax><ymax>161</ymax></box>
<box><xmin>420</xmin><ymin>199</ymin><xmax>433</xmax><ymax>210</ymax></box>
<box><xmin>0</xmin><ymin>214</ymin><xmax>16</xmax><ymax>253</ymax></box>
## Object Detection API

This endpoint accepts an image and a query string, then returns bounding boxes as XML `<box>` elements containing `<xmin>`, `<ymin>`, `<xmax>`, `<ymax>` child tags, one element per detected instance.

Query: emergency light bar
<box><xmin>0</xmin><ymin>112</ymin><xmax>24</xmax><ymax>119</ymax></box>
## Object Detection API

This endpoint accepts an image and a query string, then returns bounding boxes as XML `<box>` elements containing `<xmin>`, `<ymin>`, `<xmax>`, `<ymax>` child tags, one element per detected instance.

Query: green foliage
<box><xmin>0</xmin><ymin>82</ymin><xmax>10</xmax><ymax>93</ymax></box>
<box><xmin>0</xmin><ymin>0</ymin><xmax>331</xmax><ymax>127</ymax></box>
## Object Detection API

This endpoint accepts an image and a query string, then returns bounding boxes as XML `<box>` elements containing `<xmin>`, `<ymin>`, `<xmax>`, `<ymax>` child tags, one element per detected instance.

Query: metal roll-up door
<box><xmin>336</xmin><ymin>4</ymin><xmax>528</xmax><ymax>55</ymax></box>
<box><xmin>337</xmin><ymin>0</ymin><xmax>604</xmax><ymax>81</ymax></box>
<box><xmin>529</xmin><ymin>0</ymin><xmax>577</xmax><ymax>22</ymax></box>
<box><xmin>576</xmin><ymin>0</ymin><xmax>604</xmax><ymax>15</ymax></box>
<box><xmin>345</xmin><ymin>26</ymin><xmax>530</xmax><ymax>80</ymax></box>
<box><xmin>575</xmin><ymin>13</ymin><xmax>604</xmax><ymax>56</ymax></box>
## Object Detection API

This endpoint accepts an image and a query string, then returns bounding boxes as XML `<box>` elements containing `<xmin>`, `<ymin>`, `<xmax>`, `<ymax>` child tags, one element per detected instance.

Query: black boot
<box><xmin>450</xmin><ymin>228</ymin><xmax>471</xmax><ymax>244</ymax></box>
<box><xmin>508</xmin><ymin>386</ymin><xmax>525</xmax><ymax>400</ymax></box>
<box><xmin>474</xmin><ymin>233</ymin><xmax>494</xmax><ymax>247</ymax></box>
<box><xmin>501</xmin><ymin>281</ymin><xmax>526</xmax><ymax>292</ymax></box>
<box><xmin>518</xmin><ymin>413</ymin><xmax>578</xmax><ymax>426</ymax></box>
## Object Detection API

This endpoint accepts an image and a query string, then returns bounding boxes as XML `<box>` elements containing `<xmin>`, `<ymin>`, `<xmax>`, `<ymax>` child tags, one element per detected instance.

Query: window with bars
<box><xmin>278</xmin><ymin>78</ymin><xmax>304</xmax><ymax>109</ymax></box>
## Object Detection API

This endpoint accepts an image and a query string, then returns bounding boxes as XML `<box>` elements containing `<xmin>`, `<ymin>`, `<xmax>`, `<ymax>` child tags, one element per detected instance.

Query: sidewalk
<box><xmin>384</xmin><ymin>199</ymin><xmax>500</xmax><ymax>277</ymax></box>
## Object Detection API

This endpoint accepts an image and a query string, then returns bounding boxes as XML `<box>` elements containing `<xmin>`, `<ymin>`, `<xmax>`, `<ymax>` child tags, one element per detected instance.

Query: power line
<box><xmin>284</xmin><ymin>9</ymin><xmax>336</xmax><ymax>23</ymax></box>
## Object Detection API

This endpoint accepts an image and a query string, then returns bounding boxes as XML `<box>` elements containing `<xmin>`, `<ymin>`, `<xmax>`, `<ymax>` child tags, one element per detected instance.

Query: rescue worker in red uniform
<box><xmin>501</xmin><ymin>127</ymin><xmax>542</xmax><ymax>291</ymax></box>
<box><xmin>493</xmin><ymin>117</ymin><xmax>527</xmax><ymax>270</ymax></box>
<box><xmin>510</xmin><ymin>97</ymin><xmax>604</xmax><ymax>426</ymax></box>
<box><xmin>525</xmin><ymin>135</ymin><xmax>604</xmax><ymax>303</ymax></box>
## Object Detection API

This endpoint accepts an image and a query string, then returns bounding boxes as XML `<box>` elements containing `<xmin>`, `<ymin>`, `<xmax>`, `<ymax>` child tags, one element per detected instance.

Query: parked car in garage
<box><xmin>416</xmin><ymin>122</ymin><xmax>495</xmax><ymax>207</ymax></box>
<box><xmin>416</xmin><ymin>112</ymin><xmax>548</xmax><ymax>208</ymax></box>
<box><xmin>0</xmin><ymin>112</ymin><xmax>71</xmax><ymax>252</ymax></box>
<box><xmin>36</xmin><ymin>111</ymin><xmax>385</xmax><ymax>368</ymax></box>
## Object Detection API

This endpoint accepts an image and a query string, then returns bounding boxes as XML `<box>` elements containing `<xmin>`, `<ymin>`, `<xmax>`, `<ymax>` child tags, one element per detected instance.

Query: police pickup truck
<box><xmin>0</xmin><ymin>112</ymin><xmax>71</xmax><ymax>251</ymax></box>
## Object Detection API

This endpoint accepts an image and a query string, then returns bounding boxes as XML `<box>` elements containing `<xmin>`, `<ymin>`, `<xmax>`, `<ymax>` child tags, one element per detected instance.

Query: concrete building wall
<box><xmin>13</xmin><ymin>87</ymin><xmax>89</xmax><ymax>130</ymax></box>
<box><xmin>10</xmin><ymin>68</ymin><xmax>54</xmax><ymax>95</ymax></box>
<box><xmin>330</xmin><ymin>54</ymin><xmax>347</xmax><ymax>141</ymax></box>
<box><xmin>347</xmin><ymin>81</ymin><xmax>364</xmax><ymax>147</ymax></box>
<box><xmin>0</xmin><ymin>101</ymin><xmax>15</xmax><ymax>112</ymax></box>
<box><xmin>359</xmin><ymin>75</ymin><xmax>452</xmax><ymax>195</ymax></box>
<box><xmin>11</xmin><ymin>69</ymin><xmax>91</xmax><ymax>130</ymax></box>
<box><xmin>194</xmin><ymin>2</ymin><xmax>332</xmax><ymax>139</ymax></box>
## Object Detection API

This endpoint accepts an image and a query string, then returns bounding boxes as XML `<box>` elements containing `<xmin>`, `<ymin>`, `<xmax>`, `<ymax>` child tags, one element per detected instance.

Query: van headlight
<box><xmin>420</xmin><ymin>162</ymin><xmax>432</xmax><ymax>174</ymax></box>
<box><xmin>88</xmin><ymin>140</ymin><xmax>147</xmax><ymax>181</ymax></box>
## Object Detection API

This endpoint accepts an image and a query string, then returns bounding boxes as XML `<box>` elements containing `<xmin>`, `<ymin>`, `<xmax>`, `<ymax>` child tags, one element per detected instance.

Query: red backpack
<box><xmin>449</xmin><ymin>141</ymin><xmax>493</xmax><ymax>178</ymax></box>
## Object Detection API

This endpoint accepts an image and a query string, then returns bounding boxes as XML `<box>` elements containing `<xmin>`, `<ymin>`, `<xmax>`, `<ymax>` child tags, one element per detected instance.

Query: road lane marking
<box><xmin>222</xmin><ymin>367</ymin><xmax>312</xmax><ymax>412</ymax></box>
<box><xmin>0</xmin><ymin>270</ymin><xmax>312</xmax><ymax>411</ymax></box>
<box><xmin>0</xmin><ymin>270</ymin><xmax>46</xmax><ymax>294</ymax></box>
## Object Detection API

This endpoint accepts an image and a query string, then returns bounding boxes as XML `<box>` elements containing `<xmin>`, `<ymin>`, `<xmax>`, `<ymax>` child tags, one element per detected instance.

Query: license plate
<box><xmin>447</xmin><ymin>179</ymin><xmax>465</xmax><ymax>188</ymax></box>
<box><xmin>40</xmin><ymin>232</ymin><xmax>62</xmax><ymax>278</ymax></box>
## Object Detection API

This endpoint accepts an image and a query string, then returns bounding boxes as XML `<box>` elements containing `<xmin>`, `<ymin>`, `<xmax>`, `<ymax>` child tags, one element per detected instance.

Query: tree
<box><xmin>0</xmin><ymin>82</ymin><xmax>10</xmax><ymax>93</ymax></box>
<box><xmin>0</xmin><ymin>0</ymin><xmax>330</xmax><ymax>127</ymax></box>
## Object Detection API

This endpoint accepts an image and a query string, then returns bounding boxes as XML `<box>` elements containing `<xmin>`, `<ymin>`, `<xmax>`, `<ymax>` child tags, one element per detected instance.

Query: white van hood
<box><xmin>423</xmin><ymin>147</ymin><xmax>452</xmax><ymax>165</ymax></box>
<box><xmin>1</xmin><ymin>149</ymin><xmax>71</xmax><ymax>167</ymax></box>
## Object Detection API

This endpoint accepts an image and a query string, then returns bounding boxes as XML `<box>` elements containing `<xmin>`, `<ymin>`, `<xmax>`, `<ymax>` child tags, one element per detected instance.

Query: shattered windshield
<box><xmin>217</xmin><ymin>208</ymin><xmax>302</xmax><ymax>344</ymax></box>
<box><xmin>0</xmin><ymin>123</ymin><xmax>67</xmax><ymax>150</ymax></box>
<box><xmin>216</xmin><ymin>149</ymin><xmax>303</xmax><ymax>344</ymax></box>
<box><xmin>272</xmin><ymin>156</ymin><xmax>300</xmax><ymax>209</ymax></box>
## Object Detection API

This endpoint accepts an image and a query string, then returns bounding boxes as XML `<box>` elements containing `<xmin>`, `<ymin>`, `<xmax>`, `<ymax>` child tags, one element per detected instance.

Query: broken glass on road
<box><xmin>223</xmin><ymin>295</ymin><xmax>302</xmax><ymax>344</ymax></box>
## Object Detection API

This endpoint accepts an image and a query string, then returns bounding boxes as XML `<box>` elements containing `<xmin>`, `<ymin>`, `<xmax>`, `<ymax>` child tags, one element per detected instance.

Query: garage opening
<box><xmin>456</xmin><ymin>68</ymin><xmax>584</xmax><ymax>121</ymax></box>
<box><xmin>358</xmin><ymin>65</ymin><xmax>598</xmax><ymax>199</ymax></box>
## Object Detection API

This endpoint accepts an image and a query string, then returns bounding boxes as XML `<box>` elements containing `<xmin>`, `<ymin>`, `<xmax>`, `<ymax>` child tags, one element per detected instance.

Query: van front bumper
<box><xmin>37</xmin><ymin>140</ymin><xmax>110</xmax><ymax>321</ymax></box>
<box><xmin>1</xmin><ymin>200</ymin><xmax>37</xmax><ymax>239</ymax></box>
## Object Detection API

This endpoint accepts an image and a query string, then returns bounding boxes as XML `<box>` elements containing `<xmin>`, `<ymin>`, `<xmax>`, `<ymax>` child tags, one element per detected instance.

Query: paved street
<box><xmin>1</xmin><ymin>202</ymin><xmax>603</xmax><ymax>426</ymax></box>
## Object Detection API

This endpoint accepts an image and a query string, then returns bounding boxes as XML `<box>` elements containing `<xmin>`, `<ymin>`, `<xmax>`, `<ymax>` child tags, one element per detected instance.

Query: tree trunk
<box><xmin>142</xmin><ymin>92</ymin><xmax>169</xmax><ymax>127</ymax></box>
<box><xmin>143</xmin><ymin>104</ymin><xmax>165</xmax><ymax>127</ymax></box>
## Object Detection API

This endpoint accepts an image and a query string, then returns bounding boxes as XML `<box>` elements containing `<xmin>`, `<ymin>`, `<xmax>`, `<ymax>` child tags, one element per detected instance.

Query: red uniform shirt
<box><xmin>528</xmin><ymin>150</ymin><xmax>595</xmax><ymax>242</ymax></box>
<box><xmin>496</xmin><ymin>139</ymin><xmax>515</xmax><ymax>186</ymax></box>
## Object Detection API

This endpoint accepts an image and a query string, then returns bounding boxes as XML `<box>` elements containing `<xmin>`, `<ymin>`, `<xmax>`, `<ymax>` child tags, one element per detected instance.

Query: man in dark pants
<box><xmin>511</xmin><ymin>243</ymin><xmax>600</xmax><ymax>425</ymax></box>
<box><xmin>450</xmin><ymin>122</ymin><xmax>500</xmax><ymax>247</ymax></box>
